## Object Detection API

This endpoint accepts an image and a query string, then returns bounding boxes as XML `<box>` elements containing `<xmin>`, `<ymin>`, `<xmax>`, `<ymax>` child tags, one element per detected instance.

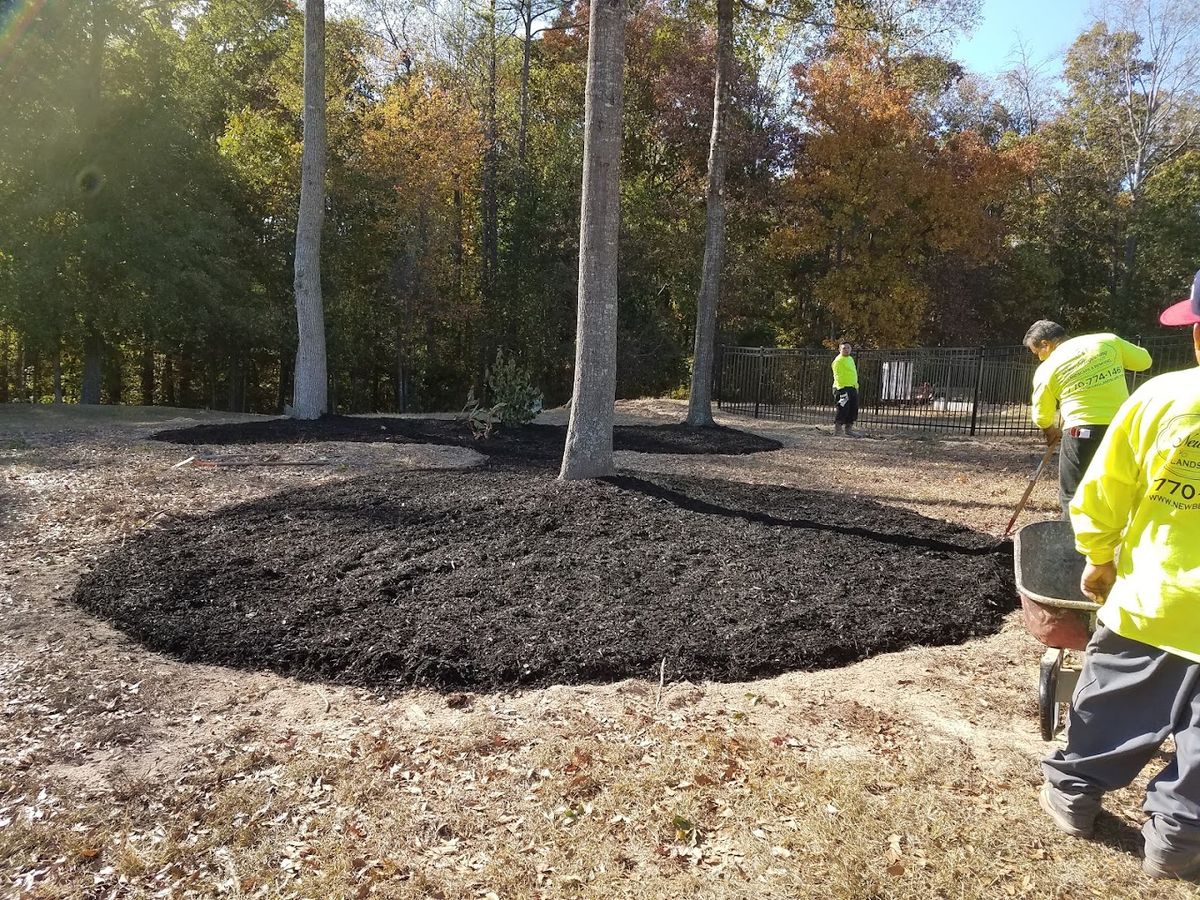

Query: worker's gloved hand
<box><xmin>1080</xmin><ymin>561</ymin><xmax>1116</xmax><ymax>604</ymax></box>
<box><xmin>1044</xmin><ymin>425</ymin><xmax>1062</xmax><ymax>448</ymax></box>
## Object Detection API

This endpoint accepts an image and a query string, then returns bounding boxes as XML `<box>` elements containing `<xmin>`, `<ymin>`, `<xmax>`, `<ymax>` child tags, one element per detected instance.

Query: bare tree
<box><xmin>559</xmin><ymin>0</ymin><xmax>628</xmax><ymax>481</ymax></box>
<box><xmin>1000</xmin><ymin>37</ymin><xmax>1057</xmax><ymax>136</ymax></box>
<box><xmin>686</xmin><ymin>0</ymin><xmax>734</xmax><ymax>427</ymax></box>
<box><xmin>291</xmin><ymin>0</ymin><xmax>329</xmax><ymax>420</ymax></box>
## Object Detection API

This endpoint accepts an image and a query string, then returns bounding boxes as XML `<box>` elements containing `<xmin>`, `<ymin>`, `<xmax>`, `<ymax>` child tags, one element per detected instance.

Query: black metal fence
<box><xmin>716</xmin><ymin>336</ymin><xmax>1195</xmax><ymax>436</ymax></box>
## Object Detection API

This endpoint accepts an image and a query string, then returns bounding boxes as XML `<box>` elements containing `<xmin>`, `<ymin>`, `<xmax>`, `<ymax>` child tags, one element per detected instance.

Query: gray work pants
<box><xmin>1042</xmin><ymin>627</ymin><xmax>1200</xmax><ymax>864</ymax></box>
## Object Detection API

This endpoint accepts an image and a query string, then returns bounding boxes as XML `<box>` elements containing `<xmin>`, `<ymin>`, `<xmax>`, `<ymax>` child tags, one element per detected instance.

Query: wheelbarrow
<box><xmin>1013</xmin><ymin>520</ymin><xmax>1101</xmax><ymax>740</ymax></box>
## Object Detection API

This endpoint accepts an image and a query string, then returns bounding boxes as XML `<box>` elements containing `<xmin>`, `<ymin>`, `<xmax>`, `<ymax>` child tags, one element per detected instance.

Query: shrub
<box><xmin>463</xmin><ymin>351</ymin><xmax>544</xmax><ymax>438</ymax></box>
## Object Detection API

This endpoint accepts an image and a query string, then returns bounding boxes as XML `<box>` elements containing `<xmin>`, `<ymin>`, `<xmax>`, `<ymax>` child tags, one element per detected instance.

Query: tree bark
<box><xmin>559</xmin><ymin>0</ymin><xmax>628</xmax><ymax>481</ymax></box>
<box><xmin>290</xmin><ymin>0</ymin><xmax>329</xmax><ymax>419</ymax></box>
<box><xmin>53</xmin><ymin>341</ymin><xmax>63</xmax><ymax>404</ymax></box>
<box><xmin>228</xmin><ymin>352</ymin><xmax>246</xmax><ymax>412</ymax></box>
<box><xmin>140</xmin><ymin>345</ymin><xmax>155</xmax><ymax>405</ymax></box>
<box><xmin>685</xmin><ymin>0</ymin><xmax>733</xmax><ymax>427</ymax></box>
<box><xmin>163</xmin><ymin>354</ymin><xmax>176</xmax><ymax>407</ymax></box>
<box><xmin>480</xmin><ymin>0</ymin><xmax>500</xmax><ymax>368</ymax></box>
<box><xmin>81</xmin><ymin>328</ymin><xmax>103</xmax><ymax>405</ymax></box>
<box><xmin>518</xmin><ymin>0</ymin><xmax>533</xmax><ymax>165</ymax></box>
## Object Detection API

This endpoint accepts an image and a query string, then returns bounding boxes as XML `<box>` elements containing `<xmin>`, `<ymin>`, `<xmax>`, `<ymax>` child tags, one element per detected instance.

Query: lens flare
<box><xmin>0</xmin><ymin>0</ymin><xmax>48</xmax><ymax>69</ymax></box>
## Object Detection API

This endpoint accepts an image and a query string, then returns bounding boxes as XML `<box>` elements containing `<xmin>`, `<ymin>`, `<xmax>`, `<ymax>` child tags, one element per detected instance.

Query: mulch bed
<box><xmin>72</xmin><ymin>469</ymin><xmax>1015</xmax><ymax>691</ymax></box>
<box><xmin>149</xmin><ymin>416</ymin><xmax>782</xmax><ymax>465</ymax></box>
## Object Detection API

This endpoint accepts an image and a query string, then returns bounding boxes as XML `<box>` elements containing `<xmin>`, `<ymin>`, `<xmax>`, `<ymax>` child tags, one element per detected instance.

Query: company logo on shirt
<box><xmin>1151</xmin><ymin>414</ymin><xmax>1200</xmax><ymax>508</ymax></box>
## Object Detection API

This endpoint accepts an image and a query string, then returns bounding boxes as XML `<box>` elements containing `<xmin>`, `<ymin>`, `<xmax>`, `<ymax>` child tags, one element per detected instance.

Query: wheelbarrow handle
<box><xmin>1003</xmin><ymin>444</ymin><xmax>1057</xmax><ymax>538</ymax></box>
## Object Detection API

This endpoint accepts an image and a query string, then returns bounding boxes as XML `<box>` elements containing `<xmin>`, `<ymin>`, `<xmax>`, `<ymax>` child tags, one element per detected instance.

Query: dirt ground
<box><xmin>0</xmin><ymin>401</ymin><xmax>1188</xmax><ymax>899</ymax></box>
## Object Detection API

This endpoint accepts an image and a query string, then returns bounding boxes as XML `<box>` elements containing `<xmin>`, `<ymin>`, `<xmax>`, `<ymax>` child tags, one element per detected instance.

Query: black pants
<box><xmin>834</xmin><ymin>387</ymin><xmax>858</xmax><ymax>426</ymax></box>
<box><xmin>1060</xmin><ymin>425</ymin><xmax>1108</xmax><ymax>518</ymax></box>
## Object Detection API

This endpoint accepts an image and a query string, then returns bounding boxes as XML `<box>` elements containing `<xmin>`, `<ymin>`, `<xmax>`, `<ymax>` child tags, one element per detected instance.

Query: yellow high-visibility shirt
<box><xmin>832</xmin><ymin>354</ymin><xmax>858</xmax><ymax>390</ymax></box>
<box><xmin>1070</xmin><ymin>367</ymin><xmax>1200</xmax><ymax>662</ymax></box>
<box><xmin>1031</xmin><ymin>333</ymin><xmax>1152</xmax><ymax>429</ymax></box>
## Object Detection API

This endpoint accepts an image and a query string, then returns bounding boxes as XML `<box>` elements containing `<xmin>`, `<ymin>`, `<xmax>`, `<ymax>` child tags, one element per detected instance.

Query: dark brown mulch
<box><xmin>148</xmin><ymin>416</ymin><xmax>782</xmax><ymax>465</ymax></box>
<box><xmin>71</xmin><ymin>469</ymin><xmax>1015</xmax><ymax>692</ymax></box>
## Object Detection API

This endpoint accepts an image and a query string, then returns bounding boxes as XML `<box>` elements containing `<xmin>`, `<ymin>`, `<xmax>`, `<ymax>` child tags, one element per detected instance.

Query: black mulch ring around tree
<box><xmin>72</xmin><ymin>469</ymin><xmax>1016</xmax><ymax>692</ymax></box>
<box><xmin>150</xmin><ymin>415</ymin><xmax>782</xmax><ymax>465</ymax></box>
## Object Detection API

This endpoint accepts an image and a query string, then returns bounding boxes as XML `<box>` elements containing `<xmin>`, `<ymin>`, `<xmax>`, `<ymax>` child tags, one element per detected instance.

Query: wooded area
<box><xmin>2</xmin><ymin>0</ymin><xmax>1199</xmax><ymax>415</ymax></box>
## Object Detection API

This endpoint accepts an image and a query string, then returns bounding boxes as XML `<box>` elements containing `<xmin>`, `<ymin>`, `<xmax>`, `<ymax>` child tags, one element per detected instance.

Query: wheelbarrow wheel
<box><xmin>1039</xmin><ymin>648</ymin><xmax>1067</xmax><ymax>741</ymax></box>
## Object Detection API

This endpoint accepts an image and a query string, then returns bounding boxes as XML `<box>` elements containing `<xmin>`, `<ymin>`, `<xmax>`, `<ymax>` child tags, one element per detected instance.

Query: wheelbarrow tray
<box><xmin>1013</xmin><ymin>520</ymin><xmax>1099</xmax><ymax>652</ymax></box>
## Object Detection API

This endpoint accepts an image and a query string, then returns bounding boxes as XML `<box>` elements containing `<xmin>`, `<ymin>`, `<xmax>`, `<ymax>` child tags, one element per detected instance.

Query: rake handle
<box><xmin>1003</xmin><ymin>443</ymin><xmax>1057</xmax><ymax>538</ymax></box>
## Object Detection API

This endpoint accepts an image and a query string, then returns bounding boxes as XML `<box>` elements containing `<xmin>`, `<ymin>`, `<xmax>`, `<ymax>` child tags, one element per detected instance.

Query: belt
<box><xmin>1066</xmin><ymin>426</ymin><xmax>1097</xmax><ymax>439</ymax></box>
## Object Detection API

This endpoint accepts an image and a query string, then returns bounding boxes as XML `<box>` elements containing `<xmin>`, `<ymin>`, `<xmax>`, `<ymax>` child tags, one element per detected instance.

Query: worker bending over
<box><xmin>1039</xmin><ymin>270</ymin><xmax>1200</xmax><ymax>881</ymax></box>
<box><xmin>1024</xmin><ymin>321</ymin><xmax>1152</xmax><ymax>516</ymax></box>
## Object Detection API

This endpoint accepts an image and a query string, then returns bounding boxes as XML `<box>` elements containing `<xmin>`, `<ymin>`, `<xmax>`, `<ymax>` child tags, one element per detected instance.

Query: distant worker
<box><xmin>832</xmin><ymin>341</ymin><xmax>859</xmax><ymax>436</ymax></box>
<box><xmin>1040</xmin><ymin>270</ymin><xmax>1200</xmax><ymax>881</ymax></box>
<box><xmin>1024</xmin><ymin>321</ymin><xmax>1152</xmax><ymax>516</ymax></box>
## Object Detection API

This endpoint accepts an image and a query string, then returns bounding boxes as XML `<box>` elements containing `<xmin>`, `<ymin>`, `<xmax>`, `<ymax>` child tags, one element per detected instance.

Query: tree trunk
<box><xmin>81</xmin><ymin>328</ymin><xmax>103</xmax><ymax>404</ymax></box>
<box><xmin>53</xmin><ymin>341</ymin><xmax>63</xmax><ymax>403</ymax></box>
<box><xmin>685</xmin><ymin>0</ymin><xmax>732</xmax><ymax>427</ymax></box>
<box><xmin>518</xmin><ymin>0</ymin><xmax>533</xmax><ymax>165</ymax></box>
<box><xmin>0</xmin><ymin>327</ymin><xmax>10</xmax><ymax>404</ymax></box>
<box><xmin>163</xmin><ymin>354</ymin><xmax>176</xmax><ymax>406</ymax></box>
<box><xmin>559</xmin><ymin>0</ymin><xmax>628</xmax><ymax>481</ymax></box>
<box><xmin>228</xmin><ymin>352</ymin><xmax>246</xmax><ymax>412</ymax></box>
<box><xmin>178</xmin><ymin>354</ymin><xmax>192</xmax><ymax>408</ymax></box>
<box><xmin>480</xmin><ymin>0</ymin><xmax>500</xmax><ymax>367</ymax></box>
<box><xmin>140</xmin><ymin>345</ymin><xmax>155</xmax><ymax>405</ymax></box>
<box><xmin>291</xmin><ymin>0</ymin><xmax>328</xmax><ymax>419</ymax></box>
<box><xmin>104</xmin><ymin>343</ymin><xmax>122</xmax><ymax>405</ymax></box>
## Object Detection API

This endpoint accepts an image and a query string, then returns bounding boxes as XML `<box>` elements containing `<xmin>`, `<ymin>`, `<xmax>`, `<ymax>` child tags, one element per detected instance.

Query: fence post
<box><xmin>753</xmin><ymin>349</ymin><xmax>765</xmax><ymax>419</ymax></box>
<box><xmin>714</xmin><ymin>344</ymin><xmax>724</xmax><ymax>409</ymax></box>
<box><xmin>969</xmin><ymin>347</ymin><xmax>984</xmax><ymax>436</ymax></box>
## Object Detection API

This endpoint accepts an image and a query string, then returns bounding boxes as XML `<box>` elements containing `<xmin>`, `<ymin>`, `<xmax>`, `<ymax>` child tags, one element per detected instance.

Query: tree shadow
<box><xmin>608</xmin><ymin>474</ymin><xmax>1009</xmax><ymax>558</ymax></box>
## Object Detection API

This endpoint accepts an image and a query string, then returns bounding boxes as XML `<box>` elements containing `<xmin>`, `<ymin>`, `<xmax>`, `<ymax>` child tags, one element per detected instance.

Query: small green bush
<box><xmin>463</xmin><ymin>351</ymin><xmax>544</xmax><ymax>438</ymax></box>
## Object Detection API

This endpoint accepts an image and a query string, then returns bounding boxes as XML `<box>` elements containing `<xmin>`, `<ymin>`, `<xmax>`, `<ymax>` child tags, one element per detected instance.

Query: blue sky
<box><xmin>952</xmin><ymin>0</ymin><xmax>1095</xmax><ymax>76</ymax></box>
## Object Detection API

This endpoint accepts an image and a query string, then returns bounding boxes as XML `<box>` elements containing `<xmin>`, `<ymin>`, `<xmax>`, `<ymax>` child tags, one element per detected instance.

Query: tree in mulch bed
<box><xmin>149</xmin><ymin>417</ymin><xmax>782</xmax><ymax>466</ymax></box>
<box><xmin>72</xmin><ymin>469</ymin><xmax>1015</xmax><ymax>691</ymax></box>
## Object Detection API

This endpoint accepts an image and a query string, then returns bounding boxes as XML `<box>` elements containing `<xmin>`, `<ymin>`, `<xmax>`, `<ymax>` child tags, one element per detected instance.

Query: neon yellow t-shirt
<box><xmin>1070</xmin><ymin>367</ymin><xmax>1200</xmax><ymax>662</ymax></box>
<box><xmin>832</xmin><ymin>354</ymin><xmax>858</xmax><ymax>390</ymax></box>
<box><xmin>1030</xmin><ymin>333</ymin><xmax>1152</xmax><ymax>429</ymax></box>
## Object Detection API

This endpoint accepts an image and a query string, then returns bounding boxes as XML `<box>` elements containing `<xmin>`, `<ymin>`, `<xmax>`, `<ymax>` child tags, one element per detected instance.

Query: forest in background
<box><xmin>1</xmin><ymin>0</ymin><xmax>1198</xmax><ymax>413</ymax></box>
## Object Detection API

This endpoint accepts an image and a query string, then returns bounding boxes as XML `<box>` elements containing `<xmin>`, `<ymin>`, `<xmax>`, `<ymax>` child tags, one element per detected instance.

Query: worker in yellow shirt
<box><xmin>831</xmin><ymin>341</ymin><xmax>859</xmax><ymax>436</ymax></box>
<box><xmin>1039</xmin><ymin>270</ymin><xmax>1200</xmax><ymax>882</ymax></box>
<box><xmin>1024</xmin><ymin>321</ymin><xmax>1153</xmax><ymax>516</ymax></box>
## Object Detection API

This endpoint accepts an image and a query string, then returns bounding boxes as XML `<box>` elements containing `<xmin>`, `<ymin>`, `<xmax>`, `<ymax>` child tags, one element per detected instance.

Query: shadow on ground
<box><xmin>72</xmin><ymin>469</ymin><xmax>1016</xmax><ymax>692</ymax></box>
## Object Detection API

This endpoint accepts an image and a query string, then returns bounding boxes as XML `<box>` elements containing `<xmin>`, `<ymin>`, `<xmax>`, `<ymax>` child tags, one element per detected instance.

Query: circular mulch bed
<box><xmin>72</xmin><ymin>470</ymin><xmax>1015</xmax><ymax>691</ymax></box>
<box><xmin>150</xmin><ymin>416</ymin><xmax>782</xmax><ymax>465</ymax></box>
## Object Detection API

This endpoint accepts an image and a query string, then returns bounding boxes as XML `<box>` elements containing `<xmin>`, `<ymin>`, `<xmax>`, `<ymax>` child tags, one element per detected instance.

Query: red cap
<box><xmin>1161</xmin><ymin>270</ymin><xmax>1200</xmax><ymax>325</ymax></box>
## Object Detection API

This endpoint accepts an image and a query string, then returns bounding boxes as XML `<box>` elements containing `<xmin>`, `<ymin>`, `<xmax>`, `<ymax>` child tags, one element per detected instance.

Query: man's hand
<box><xmin>1081</xmin><ymin>561</ymin><xmax>1117</xmax><ymax>604</ymax></box>
<box><xmin>1044</xmin><ymin>425</ymin><xmax>1062</xmax><ymax>448</ymax></box>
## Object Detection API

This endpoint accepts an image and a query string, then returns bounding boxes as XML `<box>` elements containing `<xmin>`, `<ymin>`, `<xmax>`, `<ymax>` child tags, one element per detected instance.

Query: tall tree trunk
<box><xmin>559</xmin><ymin>0</ymin><xmax>628</xmax><ymax>482</ymax></box>
<box><xmin>81</xmin><ymin>327</ymin><xmax>103</xmax><ymax>405</ymax></box>
<box><xmin>53</xmin><ymin>340</ymin><xmax>63</xmax><ymax>404</ymax></box>
<box><xmin>291</xmin><ymin>0</ymin><xmax>328</xmax><ymax>419</ymax></box>
<box><xmin>177</xmin><ymin>353</ymin><xmax>192</xmax><ymax>408</ymax></box>
<box><xmin>0</xmin><ymin>327</ymin><xmax>10</xmax><ymax>404</ymax></box>
<box><xmin>518</xmin><ymin>0</ymin><xmax>533</xmax><ymax>165</ymax></box>
<box><xmin>685</xmin><ymin>0</ymin><xmax>733</xmax><ymax>427</ymax></box>
<box><xmin>228</xmin><ymin>352</ymin><xmax>246</xmax><ymax>412</ymax></box>
<box><xmin>163</xmin><ymin>354</ymin><xmax>176</xmax><ymax>407</ymax></box>
<box><xmin>140</xmin><ymin>345</ymin><xmax>155</xmax><ymax>405</ymax></box>
<box><xmin>480</xmin><ymin>0</ymin><xmax>500</xmax><ymax>367</ymax></box>
<box><xmin>104</xmin><ymin>343</ymin><xmax>122</xmax><ymax>405</ymax></box>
